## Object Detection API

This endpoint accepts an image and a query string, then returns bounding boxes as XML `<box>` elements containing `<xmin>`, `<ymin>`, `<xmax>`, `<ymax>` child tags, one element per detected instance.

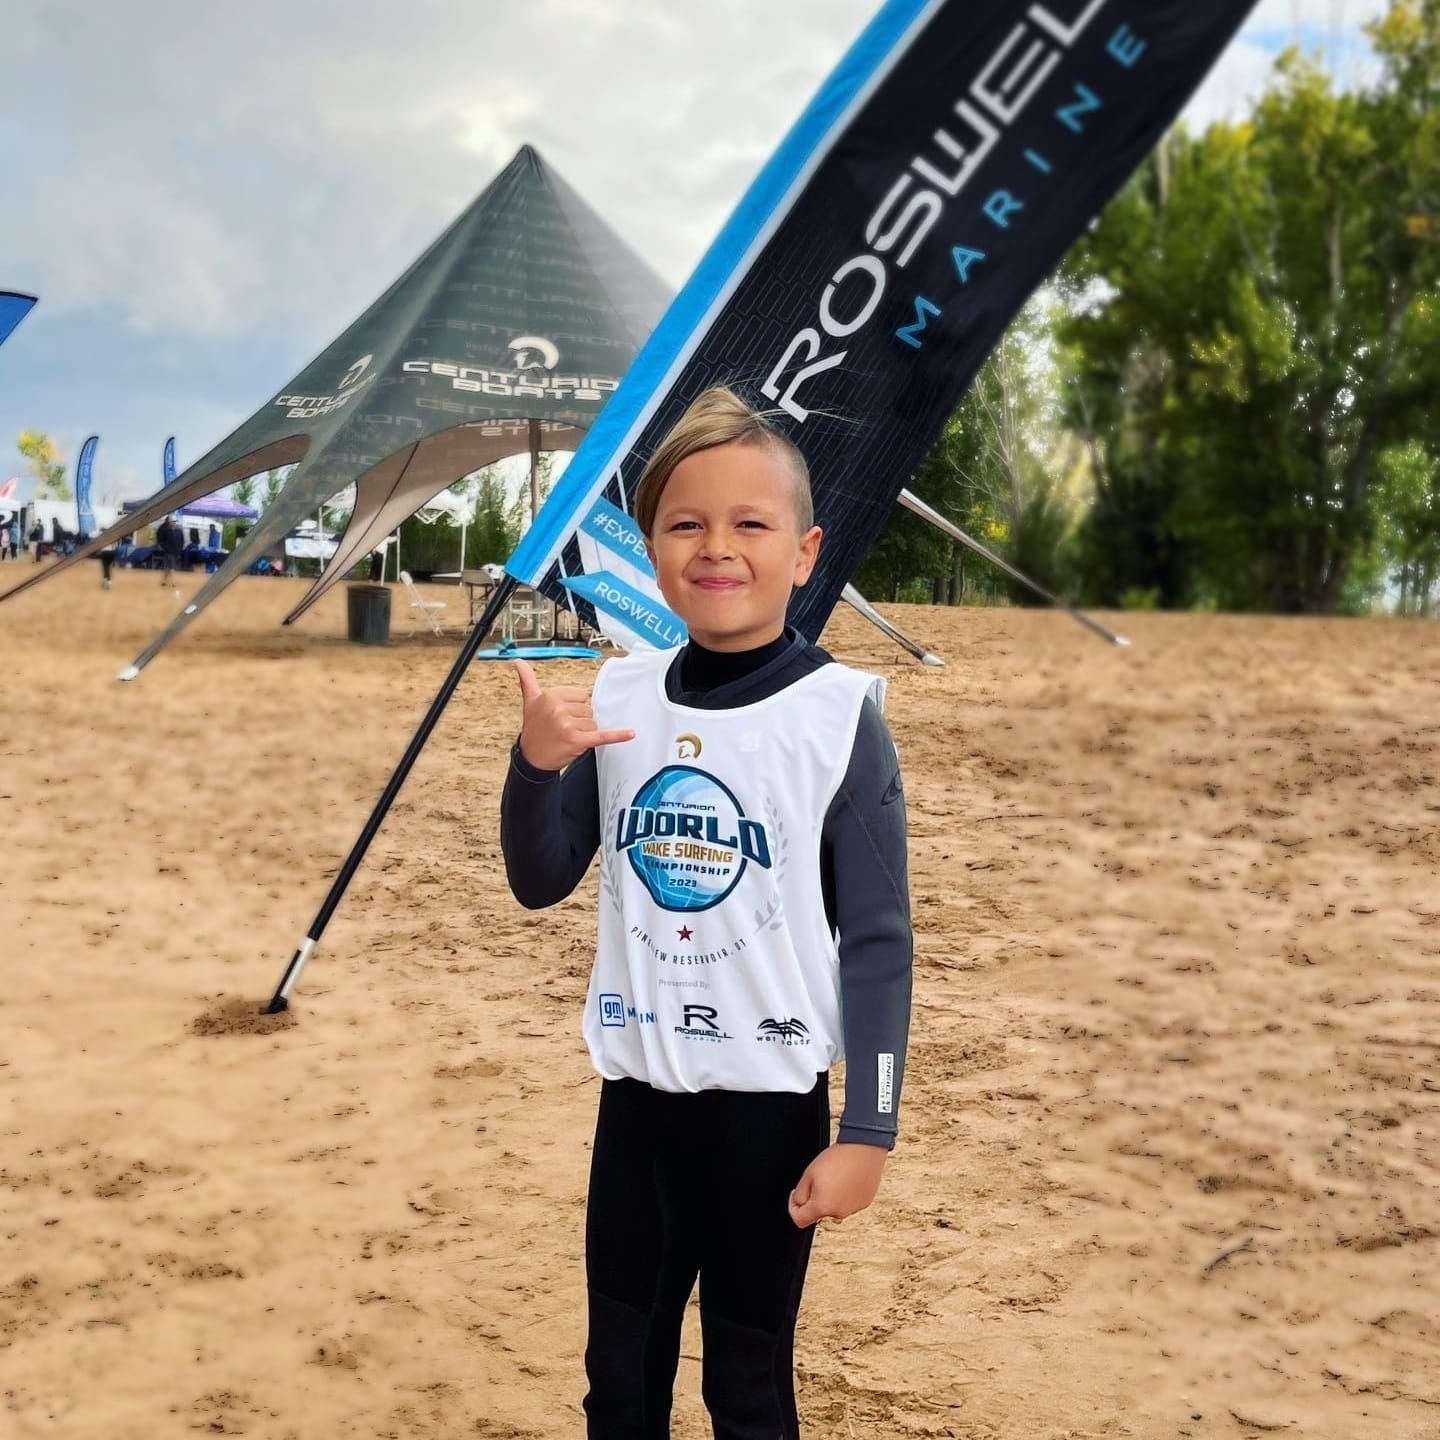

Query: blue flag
<box><xmin>75</xmin><ymin>436</ymin><xmax>99</xmax><ymax>539</ymax></box>
<box><xmin>163</xmin><ymin>437</ymin><xmax>177</xmax><ymax>486</ymax></box>
<box><xmin>0</xmin><ymin>292</ymin><xmax>37</xmax><ymax>351</ymax></box>
<box><xmin>508</xmin><ymin>0</ymin><xmax>1258</xmax><ymax>648</ymax></box>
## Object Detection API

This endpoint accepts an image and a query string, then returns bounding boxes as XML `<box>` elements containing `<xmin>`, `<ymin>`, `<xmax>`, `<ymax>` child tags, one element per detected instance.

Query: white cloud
<box><xmin>0</xmin><ymin>0</ymin><xmax>1392</xmax><ymax>498</ymax></box>
<box><xmin>1185</xmin><ymin>0</ymin><xmax>1390</xmax><ymax>127</ymax></box>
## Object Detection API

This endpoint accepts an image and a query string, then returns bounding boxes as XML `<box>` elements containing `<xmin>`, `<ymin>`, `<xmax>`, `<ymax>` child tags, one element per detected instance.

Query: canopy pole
<box><xmin>529</xmin><ymin>420</ymin><xmax>541</xmax><ymax>523</ymax></box>
<box><xmin>897</xmin><ymin>488</ymin><xmax>1129</xmax><ymax>647</ymax></box>
<box><xmin>841</xmin><ymin>583</ymin><xmax>944</xmax><ymax>666</ymax></box>
<box><xmin>264</xmin><ymin>576</ymin><xmax>519</xmax><ymax>1013</ymax></box>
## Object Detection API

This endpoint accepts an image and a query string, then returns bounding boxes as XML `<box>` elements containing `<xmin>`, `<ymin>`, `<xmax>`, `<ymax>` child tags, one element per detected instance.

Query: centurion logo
<box><xmin>402</xmin><ymin>334</ymin><xmax>619</xmax><ymax>402</ymax></box>
<box><xmin>508</xmin><ymin>334</ymin><xmax>560</xmax><ymax>372</ymax></box>
<box><xmin>762</xmin><ymin>0</ymin><xmax>1119</xmax><ymax>422</ymax></box>
<box><xmin>617</xmin><ymin>766</ymin><xmax>771</xmax><ymax>913</ymax></box>
<box><xmin>275</xmin><ymin>354</ymin><xmax>377</xmax><ymax>420</ymax></box>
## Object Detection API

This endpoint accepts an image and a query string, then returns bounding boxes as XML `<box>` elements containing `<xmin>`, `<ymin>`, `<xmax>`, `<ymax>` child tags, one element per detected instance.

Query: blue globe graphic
<box><xmin>626</xmin><ymin>766</ymin><xmax>749</xmax><ymax>912</ymax></box>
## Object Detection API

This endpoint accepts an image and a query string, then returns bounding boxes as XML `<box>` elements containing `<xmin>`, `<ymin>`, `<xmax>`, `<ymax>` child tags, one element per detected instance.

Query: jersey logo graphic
<box><xmin>675</xmin><ymin>733</ymin><xmax>703</xmax><ymax>759</ymax></box>
<box><xmin>881</xmin><ymin>771</ymin><xmax>903</xmax><ymax>805</ymax></box>
<box><xmin>616</xmin><ymin>765</ymin><xmax>771</xmax><ymax>912</ymax></box>
<box><xmin>756</xmin><ymin>1017</ymin><xmax>810</xmax><ymax>1045</ymax></box>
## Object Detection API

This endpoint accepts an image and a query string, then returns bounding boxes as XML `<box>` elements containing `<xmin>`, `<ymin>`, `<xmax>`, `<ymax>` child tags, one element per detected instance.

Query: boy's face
<box><xmin>646</xmin><ymin>440</ymin><xmax>822</xmax><ymax>653</ymax></box>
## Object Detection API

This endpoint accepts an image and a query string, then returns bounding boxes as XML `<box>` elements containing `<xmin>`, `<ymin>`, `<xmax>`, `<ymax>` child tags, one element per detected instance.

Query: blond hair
<box><xmin>633</xmin><ymin>386</ymin><xmax>812</xmax><ymax>537</ymax></box>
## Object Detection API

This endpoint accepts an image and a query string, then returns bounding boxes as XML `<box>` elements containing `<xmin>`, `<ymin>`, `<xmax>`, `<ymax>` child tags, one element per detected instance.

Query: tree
<box><xmin>853</xmin><ymin>295</ymin><xmax>1075</xmax><ymax>604</ymax></box>
<box><xmin>262</xmin><ymin>469</ymin><xmax>285</xmax><ymax>509</ymax></box>
<box><xmin>1057</xmin><ymin>1</ymin><xmax>1440</xmax><ymax>614</ymax></box>
<box><xmin>466</xmin><ymin>466</ymin><xmax>518</xmax><ymax>566</ymax></box>
<box><xmin>233</xmin><ymin>474</ymin><xmax>258</xmax><ymax>508</ymax></box>
<box><xmin>1367</xmin><ymin>438</ymin><xmax>1440</xmax><ymax>613</ymax></box>
<box><xmin>16</xmin><ymin>430</ymin><xmax>72</xmax><ymax>501</ymax></box>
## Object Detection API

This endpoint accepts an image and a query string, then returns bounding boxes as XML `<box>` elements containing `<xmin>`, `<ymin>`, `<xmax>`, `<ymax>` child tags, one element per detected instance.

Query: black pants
<box><xmin>583</xmin><ymin>1076</ymin><xmax>828</xmax><ymax>1439</ymax></box>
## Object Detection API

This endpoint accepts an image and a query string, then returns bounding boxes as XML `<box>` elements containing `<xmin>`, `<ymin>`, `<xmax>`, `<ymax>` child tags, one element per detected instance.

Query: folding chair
<box><xmin>399</xmin><ymin>570</ymin><xmax>447</xmax><ymax>636</ymax></box>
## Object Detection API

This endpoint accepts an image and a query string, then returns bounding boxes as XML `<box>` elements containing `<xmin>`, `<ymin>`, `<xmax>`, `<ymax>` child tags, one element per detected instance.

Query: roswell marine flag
<box><xmin>509</xmin><ymin>0</ymin><xmax>1258</xmax><ymax>648</ymax></box>
<box><xmin>0</xmin><ymin>292</ymin><xmax>36</xmax><ymax>350</ymax></box>
<box><xmin>75</xmin><ymin>435</ymin><xmax>99</xmax><ymax>538</ymax></box>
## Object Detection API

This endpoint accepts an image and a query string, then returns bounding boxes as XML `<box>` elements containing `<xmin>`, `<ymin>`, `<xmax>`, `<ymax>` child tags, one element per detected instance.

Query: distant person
<box><xmin>368</xmin><ymin>547</ymin><xmax>384</xmax><ymax>583</ymax></box>
<box><xmin>3</xmin><ymin>516</ymin><xmax>16</xmax><ymax>560</ymax></box>
<box><xmin>30</xmin><ymin>521</ymin><xmax>44</xmax><ymax>561</ymax></box>
<box><xmin>207</xmin><ymin>523</ymin><xmax>220</xmax><ymax>551</ymax></box>
<box><xmin>156</xmin><ymin>516</ymin><xmax>183</xmax><ymax>587</ymax></box>
<box><xmin>97</xmin><ymin>547</ymin><xmax>117</xmax><ymax>589</ymax></box>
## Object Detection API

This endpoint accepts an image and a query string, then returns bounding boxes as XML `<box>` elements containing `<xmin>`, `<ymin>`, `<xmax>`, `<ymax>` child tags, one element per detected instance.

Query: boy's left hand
<box><xmin>787</xmin><ymin>1143</ymin><xmax>889</xmax><ymax>1229</ymax></box>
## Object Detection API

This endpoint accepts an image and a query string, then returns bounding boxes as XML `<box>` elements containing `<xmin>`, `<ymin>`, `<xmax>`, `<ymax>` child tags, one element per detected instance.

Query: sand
<box><xmin>1</xmin><ymin>563</ymin><xmax>1436</xmax><ymax>1439</ymax></box>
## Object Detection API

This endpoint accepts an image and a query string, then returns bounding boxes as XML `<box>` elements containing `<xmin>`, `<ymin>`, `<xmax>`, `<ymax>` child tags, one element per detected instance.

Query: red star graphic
<box><xmin>677</xmin><ymin>926</ymin><xmax>693</xmax><ymax>942</ymax></box>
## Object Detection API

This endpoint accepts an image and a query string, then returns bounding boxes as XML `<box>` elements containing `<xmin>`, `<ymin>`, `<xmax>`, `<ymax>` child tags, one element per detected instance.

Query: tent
<box><xmin>0</xmin><ymin>145</ymin><xmax>669</xmax><ymax>677</ymax></box>
<box><xmin>122</xmin><ymin>495</ymin><xmax>259</xmax><ymax>523</ymax></box>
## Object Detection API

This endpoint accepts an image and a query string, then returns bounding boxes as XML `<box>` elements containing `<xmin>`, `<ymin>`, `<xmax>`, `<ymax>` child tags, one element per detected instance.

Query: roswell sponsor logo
<box><xmin>673</xmin><ymin>1003</ymin><xmax>733</xmax><ymax>1042</ymax></box>
<box><xmin>616</xmin><ymin>766</ymin><xmax>771</xmax><ymax>913</ymax></box>
<box><xmin>756</xmin><ymin>1017</ymin><xmax>811</xmax><ymax>1047</ymax></box>
<box><xmin>275</xmin><ymin>354</ymin><xmax>378</xmax><ymax>419</ymax></box>
<box><xmin>762</xmin><ymin>0</ymin><xmax>1129</xmax><ymax>421</ymax></box>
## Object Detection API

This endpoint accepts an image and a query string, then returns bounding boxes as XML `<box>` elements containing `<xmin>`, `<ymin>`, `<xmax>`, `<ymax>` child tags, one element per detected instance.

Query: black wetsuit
<box><xmin>501</xmin><ymin>628</ymin><xmax>912</xmax><ymax>1439</ymax></box>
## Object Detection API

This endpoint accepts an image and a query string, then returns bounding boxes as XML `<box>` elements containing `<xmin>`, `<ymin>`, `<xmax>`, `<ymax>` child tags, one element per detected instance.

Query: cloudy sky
<box><xmin>0</xmin><ymin>0</ymin><xmax>1390</xmax><ymax>507</ymax></box>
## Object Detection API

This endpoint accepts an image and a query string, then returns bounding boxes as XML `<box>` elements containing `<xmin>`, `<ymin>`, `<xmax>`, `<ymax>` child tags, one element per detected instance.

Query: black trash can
<box><xmin>346</xmin><ymin>583</ymin><xmax>391</xmax><ymax>645</ymax></box>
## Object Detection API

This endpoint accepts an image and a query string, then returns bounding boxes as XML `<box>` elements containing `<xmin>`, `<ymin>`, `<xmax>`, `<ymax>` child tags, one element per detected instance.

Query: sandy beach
<box><xmin>1</xmin><ymin>563</ymin><xmax>1436</xmax><ymax>1439</ymax></box>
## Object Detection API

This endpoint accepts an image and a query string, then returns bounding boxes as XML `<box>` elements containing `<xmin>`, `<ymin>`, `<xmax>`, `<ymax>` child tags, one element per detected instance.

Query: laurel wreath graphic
<box><xmin>751</xmin><ymin>793</ymin><xmax>789</xmax><ymax>936</ymax></box>
<box><xmin>599</xmin><ymin>778</ymin><xmax>627</xmax><ymax>915</ymax></box>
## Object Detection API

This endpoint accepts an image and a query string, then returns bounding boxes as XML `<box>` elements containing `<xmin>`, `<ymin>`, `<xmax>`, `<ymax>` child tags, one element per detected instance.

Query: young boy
<box><xmin>501</xmin><ymin>386</ymin><xmax>912</xmax><ymax>1439</ymax></box>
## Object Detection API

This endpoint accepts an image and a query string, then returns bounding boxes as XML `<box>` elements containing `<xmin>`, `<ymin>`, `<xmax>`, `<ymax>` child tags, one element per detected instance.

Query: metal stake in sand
<box><xmin>263</xmin><ymin>577</ymin><xmax>518</xmax><ymax>1013</ymax></box>
<box><xmin>897</xmin><ymin>489</ymin><xmax>1130</xmax><ymax>648</ymax></box>
<box><xmin>841</xmin><ymin>584</ymin><xmax>944</xmax><ymax>666</ymax></box>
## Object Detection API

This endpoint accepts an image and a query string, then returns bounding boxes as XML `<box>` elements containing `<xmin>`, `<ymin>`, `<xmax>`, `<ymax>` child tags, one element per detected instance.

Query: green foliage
<box><xmin>855</xmin><ymin>295</ymin><xmax>1079</xmax><ymax>605</ymax></box>
<box><xmin>16</xmin><ymin>430</ymin><xmax>72</xmax><ymax>501</ymax></box>
<box><xmin>397</xmin><ymin>515</ymin><xmax>462</xmax><ymax>577</ymax></box>
<box><xmin>233</xmin><ymin>474</ymin><xmax>258</xmax><ymax>508</ymax></box>
<box><xmin>1058</xmin><ymin>2</ymin><xmax>1440</xmax><ymax>613</ymax></box>
<box><xmin>466</xmin><ymin>468</ymin><xmax>518</xmax><ymax>566</ymax></box>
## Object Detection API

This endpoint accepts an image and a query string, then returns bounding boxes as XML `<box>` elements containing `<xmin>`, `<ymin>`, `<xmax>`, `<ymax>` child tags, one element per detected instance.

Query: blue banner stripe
<box><xmin>581</xmin><ymin>497</ymin><xmax>652</xmax><ymax>570</ymax></box>
<box><xmin>560</xmin><ymin>572</ymin><xmax>687</xmax><ymax>648</ymax></box>
<box><xmin>508</xmin><ymin>0</ymin><xmax>942</xmax><ymax>580</ymax></box>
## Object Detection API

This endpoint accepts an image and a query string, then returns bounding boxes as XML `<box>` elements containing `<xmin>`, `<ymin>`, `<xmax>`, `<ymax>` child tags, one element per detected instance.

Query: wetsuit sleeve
<box><xmin>500</xmin><ymin>743</ymin><xmax>602</xmax><ymax>908</ymax></box>
<box><xmin>823</xmin><ymin>698</ymin><xmax>913</xmax><ymax>1148</ymax></box>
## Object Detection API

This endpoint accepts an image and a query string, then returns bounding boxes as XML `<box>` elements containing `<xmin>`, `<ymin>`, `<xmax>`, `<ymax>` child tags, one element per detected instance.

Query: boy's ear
<box><xmin>793</xmin><ymin>525</ymin><xmax>823</xmax><ymax>587</ymax></box>
<box><xmin>643</xmin><ymin>536</ymin><xmax>657</xmax><ymax>570</ymax></box>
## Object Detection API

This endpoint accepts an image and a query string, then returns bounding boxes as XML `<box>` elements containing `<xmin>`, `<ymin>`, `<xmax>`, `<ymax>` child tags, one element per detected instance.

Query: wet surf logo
<box><xmin>616</xmin><ymin>766</ymin><xmax>771</xmax><ymax>912</ymax></box>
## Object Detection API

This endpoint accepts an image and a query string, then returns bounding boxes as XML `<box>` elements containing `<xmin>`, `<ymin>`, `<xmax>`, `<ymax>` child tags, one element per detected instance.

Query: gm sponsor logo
<box><xmin>598</xmin><ymin>993</ymin><xmax>657</xmax><ymax>1028</ymax></box>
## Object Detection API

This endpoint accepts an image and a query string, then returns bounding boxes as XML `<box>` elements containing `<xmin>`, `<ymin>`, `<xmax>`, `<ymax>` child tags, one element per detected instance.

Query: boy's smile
<box><xmin>645</xmin><ymin>441</ymin><xmax>822</xmax><ymax>653</ymax></box>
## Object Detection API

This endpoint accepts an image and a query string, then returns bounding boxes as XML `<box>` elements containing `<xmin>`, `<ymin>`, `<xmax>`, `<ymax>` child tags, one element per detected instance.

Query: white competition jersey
<box><xmin>584</xmin><ymin>646</ymin><xmax>885</xmax><ymax>1094</ymax></box>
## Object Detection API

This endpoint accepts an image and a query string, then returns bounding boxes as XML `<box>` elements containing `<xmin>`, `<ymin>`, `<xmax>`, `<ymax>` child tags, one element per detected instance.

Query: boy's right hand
<box><xmin>514</xmin><ymin>659</ymin><xmax>635</xmax><ymax>772</ymax></box>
